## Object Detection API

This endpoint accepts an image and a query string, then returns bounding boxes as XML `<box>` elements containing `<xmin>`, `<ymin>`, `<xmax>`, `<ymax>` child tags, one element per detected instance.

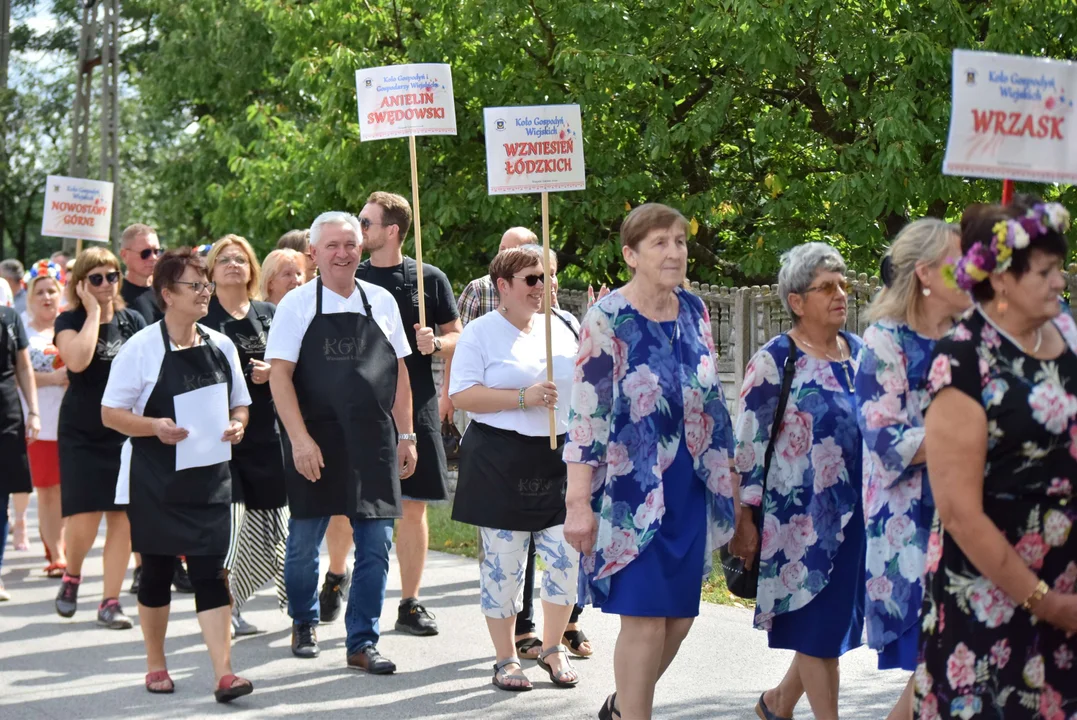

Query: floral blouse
<box><xmin>564</xmin><ymin>288</ymin><xmax>736</xmax><ymax>606</ymax></box>
<box><xmin>734</xmin><ymin>333</ymin><xmax>864</xmax><ymax>630</ymax></box>
<box><xmin>855</xmin><ymin>320</ymin><xmax>936</xmax><ymax>654</ymax></box>
<box><xmin>914</xmin><ymin>308</ymin><xmax>1077</xmax><ymax>720</ymax></box>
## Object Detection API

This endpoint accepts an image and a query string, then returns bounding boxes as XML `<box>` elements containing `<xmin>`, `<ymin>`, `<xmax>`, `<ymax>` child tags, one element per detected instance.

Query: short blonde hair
<box><xmin>207</xmin><ymin>234</ymin><xmax>262</xmax><ymax>300</ymax></box>
<box><xmin>66</xmin><ymin>247</ymin><xmax>124</xmax><ymax>311</ymax></box>
<box><xmin>866</xmin><ymin>219</ymin><xmax>958</xmax><ymax>325</ymax></box>
<box><xmin>260</xmin><ymin>248</ymin><xmax>305</xmax><ymax>301</ymax></box>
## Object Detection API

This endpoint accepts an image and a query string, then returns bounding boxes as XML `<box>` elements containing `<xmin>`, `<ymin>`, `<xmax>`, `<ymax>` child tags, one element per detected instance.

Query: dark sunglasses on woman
<box><xmin>513</xmin><ymin>273</ymin><xmax>550</xmax><ymax>287</ymax></box>
<box><xmin>87</xmin><ymin>271</ymin><xmax>120</xmax><ymax>287</ymax></box>
<box><xmin>139</xmin><ymin>248</ymin><xmax>163</xmax><ymax>260</ymax></box>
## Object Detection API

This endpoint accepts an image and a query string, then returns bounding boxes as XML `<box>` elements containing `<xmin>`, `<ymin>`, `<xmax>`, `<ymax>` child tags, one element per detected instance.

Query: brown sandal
<box><xmin>145</xmin><ymin>669</ymin><xmax>174</xmax><ymax>694</ymax></box>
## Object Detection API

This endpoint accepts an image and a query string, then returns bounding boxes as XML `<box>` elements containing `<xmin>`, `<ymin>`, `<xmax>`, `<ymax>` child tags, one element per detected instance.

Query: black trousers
<box><xmin>138</xmin><ymin>553</ymin><xmax>230</xmax><ymax>612</ymax></box>
<box><xmin>515</xmin><ymin>540</ymin><xmax>583</xmax><ymax>635</ymax></box>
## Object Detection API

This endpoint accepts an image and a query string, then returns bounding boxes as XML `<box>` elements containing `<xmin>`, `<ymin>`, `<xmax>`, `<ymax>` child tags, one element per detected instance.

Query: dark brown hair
<box><xmin>366</xmin><ymin>191</ymin><xmax>413</xmax><ymax>240</ymax></box>
<box><xmin>277</xmin><ymin>229</ymin><xmax>311</xmax><ymax>253</ymax></box>
<box><xmin>153</xmin><ymin>248</ymin><xmax>209</xmax><ymax>309</ymax></box>
<box><xmin>960</xmin><ymin>201</ymin><xmax>1068</xmax><ymax>302</ymax></box>
<box><xmin>489</xmin><ymin>246</ymin><xmax>544</xmax><ymax>287</ymax></box>
<box><xmin>620</xmin><ymin>203</ymin><xmax>688</xmax><ymax>250</ymax></box>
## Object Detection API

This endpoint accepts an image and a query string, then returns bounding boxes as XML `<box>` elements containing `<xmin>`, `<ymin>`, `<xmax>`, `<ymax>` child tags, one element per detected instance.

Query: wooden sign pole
<box><xmin>541</xmin><ymin>191</ymin><xmax>556</xmax><ymax>449</ymax></box>
<box><xmin>75</xmin><ymin>239</ymin><xmax>83</xmax><ymax>255</ymax></box>
<box><xmin>408</xmin><ymin>134</ymin><xmax>427</xmax><ymax>327</ymax></box>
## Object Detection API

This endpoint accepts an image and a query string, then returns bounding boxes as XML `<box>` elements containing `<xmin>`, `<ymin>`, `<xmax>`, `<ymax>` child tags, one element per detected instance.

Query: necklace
<box><xmin>978</xmin><ymin>305</ymin><xmax>1045</xmax><ymax>355</ymax></box>
<box><xmin>793</xmin><ymin>333</ymin><xmax>848</xmax><ymax>362</ymax></box>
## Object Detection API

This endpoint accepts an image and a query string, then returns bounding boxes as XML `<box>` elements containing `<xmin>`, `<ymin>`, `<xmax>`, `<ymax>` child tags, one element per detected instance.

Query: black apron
<box><xmin>356</xmin><ymin>258</ymin><xmax>448</xmax><ymax>501</ymax></box>
<box><xmin>281</xmin><ymin>278</ymin><xmax>402</xmax><ymax>519</ymax></box>
<box><xmin>58</xmin><ymin>310</ymin><xmax>138</xmax><ymax>517</ymax></box>
<box><xmin>205</xmin><ymin>297</ymin><xmax>286</xmax><ymax>509</ymax></box>
<box><xmin>452</xmin><ymin>422</ymin><xmax>568</xmax><ymax>532</ymax></box>
<box><xmin>0</xmin><ymin>308</ymin><xmax>30</xmax><ymax>494</ymax></box>
<box><xmin>128</xmin><ymin>323</ymin><xmax>234</xmax><ymax>556</ymax></box>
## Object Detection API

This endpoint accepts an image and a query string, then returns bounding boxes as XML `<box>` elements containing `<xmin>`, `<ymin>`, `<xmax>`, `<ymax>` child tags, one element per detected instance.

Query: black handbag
<box><xmin>719</xmin><ymin>335</ymin><xmax>798</xmax><ymax>599</ymax></box>
<box><xmin>441</xmin><ymin>418</ymin><xmax>463</xmax><ymax>463</ymax></box>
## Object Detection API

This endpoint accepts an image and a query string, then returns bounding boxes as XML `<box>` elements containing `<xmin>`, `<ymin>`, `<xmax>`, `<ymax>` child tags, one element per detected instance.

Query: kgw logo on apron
<box><xmin>323</xmin><ymin>336</ymin><xmax>366</xmax><ymax>361</ymax></box>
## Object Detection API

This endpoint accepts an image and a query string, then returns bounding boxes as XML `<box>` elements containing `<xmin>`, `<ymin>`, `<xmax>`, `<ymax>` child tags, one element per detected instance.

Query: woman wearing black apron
<box><xmin>448</xmin><ymin>246</ymin><xmax>582</xmax><ymax>691</ymax></box>
<box><xmin>54</xmin><ymin>247</ymin><xmax>145</xmax><ymax>627</ymax></box>
<box><xmin>205</xmin><ymin>235</ymin><xmax>289</xmax><ymax>636</ymax></box>
<box><xmin>102</xmin><ymin>249</ymin><xmax>254</xmax><ymax>702</ymax></box>
<box><xmin>0</xmin><ymin>304</ymin><xmax>40</xmax><ymax>601</ymax></box>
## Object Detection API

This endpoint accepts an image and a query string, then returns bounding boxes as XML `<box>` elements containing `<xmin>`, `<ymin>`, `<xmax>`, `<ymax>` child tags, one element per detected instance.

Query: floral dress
<box><xmin>564</xmin><ymin>288</ymin><xmax>736</xmax><ymax>612</ymax></box>
<box><xmin>734</xmin><ymin>333</ymin><xmax>866</xmax><ymax>656</ymax></box>
<box><xmin>856</xmin><ymin>320</ymin><xmax>937</xmax><ymax>671</ymax></box>
<box><xmin>915</xmin><ymin>308</ymin><xmax>1077</xmax><ymax>720</ymax></box>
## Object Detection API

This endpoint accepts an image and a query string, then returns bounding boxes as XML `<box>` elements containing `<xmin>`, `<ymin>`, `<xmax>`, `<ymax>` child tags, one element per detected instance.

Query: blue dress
<box><xmin>598</xmin><ymin>322</ymin><xmax>708</xmax><ymax>618</ymax></box>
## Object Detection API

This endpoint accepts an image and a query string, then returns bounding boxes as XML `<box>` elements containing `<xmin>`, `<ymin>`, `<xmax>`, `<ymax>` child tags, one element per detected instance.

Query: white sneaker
<box><xmin>231</xmin><ymin>607</ymin><xmax>260</xmax><ymax>636</ymax></box>
<box><xmin>0</xmin><ymin>582</ymin><xmax>10</xmax><ymax>601</ymax></box>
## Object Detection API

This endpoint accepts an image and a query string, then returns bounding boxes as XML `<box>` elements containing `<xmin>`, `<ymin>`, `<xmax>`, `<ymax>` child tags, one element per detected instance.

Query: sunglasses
<box><xmin>513</xmin><ymin>273</ymin><xmax>551</xmax><ymax>287</ymax></box>
<box><xmin>174</xmin><ymin>280</ymin><xmax>216</xmax><ymax>294</ymax></box>
<box><xmin>802</xmin><ymin>278</ymin><xmax>850</xmax><ymax>296</ymax></box>
<box><xmin>139</xmin><ymin>247</ymin><xmax>163</xmax><ymax>260</ymax></box>
<box><xmin>358</xmin><ymin>218</ymin><xmax>389</xmax><ymax>231</ymax></box>
<box><xmin>87</xmin><ymin>272</ymin><xmax>120</xmax><ymax>287</ymax></box>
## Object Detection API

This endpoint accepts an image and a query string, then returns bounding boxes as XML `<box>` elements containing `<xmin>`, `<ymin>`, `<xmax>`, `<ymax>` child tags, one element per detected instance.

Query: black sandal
<box><xmin>492</xmin><ymin>657</ymin><xmax>532</xmax><ymax>692</ymax></box>
<box><xmin>514</xmin><ymin>635</ymin><xmax>543</xmax><ymax>659</ymax></box>
<box><xmin>562</xmin><ymin>628</ymin><xmax>594</xmax><ymax>657</ymax></box>
<box><xmin>598</xmin><ymin>692</ymin><xmax>620</xmax><ymax>719</ymax></box>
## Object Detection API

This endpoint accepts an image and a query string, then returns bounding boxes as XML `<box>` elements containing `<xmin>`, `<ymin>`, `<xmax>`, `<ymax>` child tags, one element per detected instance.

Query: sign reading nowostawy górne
<box><xmin>484</xmin><ymin>105</ymin><xmax>586</xmax><ymax>195</ymax></box>
<box><xmin>944</xmin><ymin>49</ymin><xmax>1077</xmax><ymax>184</ymax></box>
<box><xmin>41</xmin><ymin>175</ymin><xmax>114</xmax><ymax>242</ymax></box>
<box><xmin>355</xmin><ymin>63</ymin><xmax>456</xmax><ymax>141</ymax></box>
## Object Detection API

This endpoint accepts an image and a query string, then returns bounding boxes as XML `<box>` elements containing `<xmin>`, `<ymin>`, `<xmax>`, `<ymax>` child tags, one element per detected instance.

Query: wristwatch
<box><xmin>398</xmin><ymin>433</ymin><xmax>417</xmax><ymax>442</ymax></box>
<box><xmin>433</xmin><ymin>337</ymin><xmax>443</xmax><ymax>353</ymax></box>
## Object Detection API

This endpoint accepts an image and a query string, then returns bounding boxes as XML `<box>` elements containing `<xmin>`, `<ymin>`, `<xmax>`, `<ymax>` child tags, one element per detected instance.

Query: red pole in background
<box><xmin>1001</xmin><ymin>179</ymin><xmax>1015</xmax><ymax>205</ymax></box>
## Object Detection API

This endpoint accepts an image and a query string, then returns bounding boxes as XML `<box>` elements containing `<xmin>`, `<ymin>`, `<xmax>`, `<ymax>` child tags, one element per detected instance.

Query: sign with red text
<box><xmin>41</xmin><ymin>175</ymin><xmax>114</xmax><ymax>242</ymax></box>
<box><xmin>483</xmin><ymin>105</ymin><xmax>586</xmax><ymax>195</ymax></box>
<box><xmin>355</xmin><ymin>63</ymin><xmax>457</xmax><ymax>141</ymax></box>
<box><xmin>944</xmin><ymin>49</ymin><xmax>1077</xmax><ymax>184</ymax></box>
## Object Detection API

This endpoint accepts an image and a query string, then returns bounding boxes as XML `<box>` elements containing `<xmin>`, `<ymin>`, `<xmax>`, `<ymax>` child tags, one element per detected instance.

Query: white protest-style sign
<box><xmin>41</xmin><ymin>175</ymin><xmax>114</xmax><ymax>242</ymax></box>
<box><xmin>355</xmin><ymin>63</ymin><xmax>457</xmax><ymax>141</ymax></box>
<box><xmin>483</xmin><ymin>105</ymin><xmax>586</xmax><ymax>195</ymax></box>
<box><xmin>944</xmin><ymin>49</ymin><xmax>1077</xmax><ymax>184</ymax></box>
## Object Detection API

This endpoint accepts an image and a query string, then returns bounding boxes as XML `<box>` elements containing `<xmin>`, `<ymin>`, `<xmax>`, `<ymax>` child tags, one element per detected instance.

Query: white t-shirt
<box><xmin>449</xmin><ymin>310</ymin><xmax>579</xmax><ymax>436</ymax></box>
<box><xmin>19</xmin><ymin>325</ymin><xmax>66</xmax><ymax>441</ymax></box>
<box><xmin>102</xmin><ymin>322</ymin><xmax>252</xmax><ymax>504</ymax></box>
<box><xmin>0</xmin><ymin>281</ymin><xmax>11</xmax><ymax>308</ymax></box>
<box><xmin>264</xmin><ymin>279</ymin><xmax>411</xmax><ymax>363</ymax></box>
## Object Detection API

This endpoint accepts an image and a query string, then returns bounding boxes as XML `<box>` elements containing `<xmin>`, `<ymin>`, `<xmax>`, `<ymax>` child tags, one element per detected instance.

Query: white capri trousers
<box><xmin>478</xmin><ymin>525</ymin><xmax>579</xmax><ymax>619</ymax></box>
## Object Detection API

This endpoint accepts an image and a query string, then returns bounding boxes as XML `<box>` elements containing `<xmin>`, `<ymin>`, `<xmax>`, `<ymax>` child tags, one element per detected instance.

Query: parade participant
<box><xmin>205</xmin><ymin>235</ymin><xmax>289</xmax><ymax>637</ymax></box>
<box><xmin>732</xmin><ymin>243</ymin><xmax>866</xmax><ymax>720</ymax></box>
<box><xmin>261</xmin><ymin>249</ymin><xmax>306</xmax><ymax>307</ymax></box>
<box><xmin>0</xmin><ymin>296</ymin><xmax>40</xmax><ymax>601</ymax></box>
<box><xmin>54</xmin><ymin>247</ymin><xmax>145</xmax><ymax>627</ymax></box>
<box><xmin>277</xmin><ymin>229</ymin><xmax>316</xmax><ymax>283</ymax></box>
<box><xmin>102</xmin><ymin>248</ymin><xmax>254</xmax><ymax>702</ymax></box>
<box><xmin>266</xmin><ymin>211</ymin><xmax>414</xmax><ymax>674</ymax></box>
<box><xmin>917</xmin><ymin>201</ymin><xmax>1077</xmax><ymax>719</ymax></box>
<box><xmin>20</xmin><ymin>261</ymin><xmax>69</xmax><ymax>577</ymax></box>
<box><xmin>356</xmin><ymin>191</ymin><xmax>462</xmax><ymax>637</ymax></box>
<box><xmin>854</xmin><ymin>219</ymin><xmax>970</xmax><ymax>720</ymax></box>
<box><xmin>118</xmin><ymin>224</ymin><xmax>164</xmax><ymax>324</ymax></box>
<box><xmin>563</xmin><ymin>204</ymin><xmax>737</xmax><ymax>718</ymax></box>
<box><xmin>2</xmin><ymin>259</ymin><xmax>31</xmax><ymax>551</ymax></box>
<box><xmin>450</xmin><ymin>245</ymin><xmax>581</xmax><ymax>691</ymax></box>
<box><xmin>1</xmin><ymin>259</ymin><xmax>27</xmax><ymax>314</ymax></box>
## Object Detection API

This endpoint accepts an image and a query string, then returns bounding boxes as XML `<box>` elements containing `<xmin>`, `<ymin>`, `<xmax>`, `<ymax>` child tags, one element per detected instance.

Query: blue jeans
<box><xmin>284</xmin><ymin>515</ymin><xmax>394</xmax><ymax>655</ymax></box>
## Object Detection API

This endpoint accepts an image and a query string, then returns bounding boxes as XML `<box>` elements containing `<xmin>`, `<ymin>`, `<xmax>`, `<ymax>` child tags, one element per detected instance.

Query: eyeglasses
<box><xmin>217</xmin><ymin>255</ymin><xmax>249</xmax><ymax>266</ymax></box>
<box><xmin>513</xmin><ymin>273</ymin><xmax>550</xmax><ymax>287</ymax></box>
<box><xmin>139</xmin><ymin>248</ymin><xmax>163</xmax><ymax>260</ymax></box>
<box><xmin>802</xmin><ymin>278</ymin><xmax>849</xmax><ymax>296</ymax></box>
<box><xmin>87</xmin><ymin>272</ymin><xmax>120</xmax><ymax>287</ymax></box>
<box><xmin>358</xmin><ymin>218</ymin><xmax>388</xmax><ymax>231</ymax></box>
<box><xmin>174</xmin><ymin>280</ymin><xmax>216</xmax><ymax>294</ymax></box>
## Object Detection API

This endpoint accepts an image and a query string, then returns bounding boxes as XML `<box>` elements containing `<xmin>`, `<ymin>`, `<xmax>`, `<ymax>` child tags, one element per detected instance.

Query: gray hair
<box><xmin>0</xmin><ymin>259</ymin><xmax>24</xmax><ymax>279</ymax></box>
<box><xmin>777</xmin><ymin>242</ymin><xmax>847</xmax><ymax>320</ymax></box>
<box><xmin>309</xmin><ymin>211</ymin><xmax>362</xmax><ymax>248</ymax></box>
<box><xmin>866</xmin><ymin>219</ymin><xmax>958</xmax><ymax>325</ymax></box>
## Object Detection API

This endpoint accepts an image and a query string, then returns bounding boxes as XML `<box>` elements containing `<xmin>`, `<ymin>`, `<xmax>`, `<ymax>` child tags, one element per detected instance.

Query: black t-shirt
<box><xmin>0</xmin><ymin>306</ymin><xmax>29</xmax><ymax>385</ymax></box>
<box><xmin>121</xmin><ymin>281</ymin><xmax>163</xmax><ymax>324</ymax></box>
<box><xmin>356</xmin><ymin>257</ymin><xmax>458</xmax><ymax>397</ymax></box>
<box><xmin>54</xmin><ymin>307</ymin><xmax>146</xmax><ymax>390</ymax></box>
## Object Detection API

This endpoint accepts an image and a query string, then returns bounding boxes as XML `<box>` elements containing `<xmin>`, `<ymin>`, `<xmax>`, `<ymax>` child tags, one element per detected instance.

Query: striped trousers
<box><xmin>224</xmin><ymin>502</ymin><xmax>289</xmax><ymax>610</ymax></box>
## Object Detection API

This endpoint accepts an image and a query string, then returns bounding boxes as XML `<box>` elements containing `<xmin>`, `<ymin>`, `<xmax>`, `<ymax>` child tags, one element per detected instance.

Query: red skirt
<box><xmin>29</xmin><ymin>440</ymin><xmax>61</xmax><ymax>488</ymax></box>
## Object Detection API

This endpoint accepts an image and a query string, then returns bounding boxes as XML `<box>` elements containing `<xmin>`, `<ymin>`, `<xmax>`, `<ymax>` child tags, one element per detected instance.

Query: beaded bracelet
<box><xmin>518</xmin><ymin>388</ymin><xmax>527</xmax><ymax>410</ymax></box>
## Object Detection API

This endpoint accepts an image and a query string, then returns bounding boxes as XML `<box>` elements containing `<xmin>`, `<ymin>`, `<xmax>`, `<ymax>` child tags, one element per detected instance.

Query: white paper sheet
<box><xmin>174</xmin><ymin>383</ymin><xmax>232</xmax><ymax>471</ymax></box>
<box><xmin>114</xmin><ymin>439</ymin><xmax>132</xmax><ymax>505</ymax></box>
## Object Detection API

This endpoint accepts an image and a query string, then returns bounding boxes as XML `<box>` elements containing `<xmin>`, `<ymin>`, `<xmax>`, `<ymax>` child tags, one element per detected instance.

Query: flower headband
<box><xmin>942</xmin><ymin>202</ymin><xmax>1071</xmax><ymax>291</ymax></box>
<box><xmin>26</xmin><ymin>260</ymin><xmax>65</xmax><ymax>285</ymax></box>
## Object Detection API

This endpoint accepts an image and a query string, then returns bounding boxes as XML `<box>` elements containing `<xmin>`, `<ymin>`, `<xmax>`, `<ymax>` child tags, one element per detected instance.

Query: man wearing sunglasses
<box><xmin>119</xmin><ymin>224</ymin><xmax>165</xmax><ymax>325</ymax></box>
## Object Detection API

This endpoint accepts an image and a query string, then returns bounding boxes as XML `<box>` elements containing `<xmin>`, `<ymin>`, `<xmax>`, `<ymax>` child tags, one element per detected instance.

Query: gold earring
<box><xmin>998</xmin><ymin>289</ymin><xmax>1008</xmax><ymax>316</ymax></box>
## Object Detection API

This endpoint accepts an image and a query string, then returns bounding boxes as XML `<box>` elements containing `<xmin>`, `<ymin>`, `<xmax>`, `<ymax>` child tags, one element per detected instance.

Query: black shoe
<box><xmin>128</xmin><ymin>566</ymin><xmax>142</xmax><ymax>595</ymax></box>
<box><xmin>291</xmin><ymin>622</ymin><xmax>319</xmax><ymax>658</ymax></box>
<box><xmin>97</xmin><ymin>598</ymin><xmax>133</xmax><ymax>630</ymax></box>
<box><xmin>172</xmin><ymin>558</ymin><xmax>194</xmax><ymax>593</ymax></box>
<box><xmin>318</xmin><ymin>568</ymin><xmax>350</xmax><ymax>623</ymax></box>
<box><xmin>395</xmin><ymin>598</ymin><xmax>439</xmax><ymax>636</ymax></box>
<box><xmin>347</xmin><ymin>645</ymin><xmax>396</xmax><ymax>675</ymax></box>
<box><xmin>55</xmin><ymin>575</ymin><xmax>80</xmax><ymax>618</ymax></box>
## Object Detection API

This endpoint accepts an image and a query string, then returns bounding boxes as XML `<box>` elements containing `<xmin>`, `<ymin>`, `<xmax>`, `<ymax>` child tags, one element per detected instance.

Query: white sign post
<box><xmin>41</xmin><ymin>175</ymin><xmax>115</xmax><ymax>253</ymax></box>
<box><xmin>484</xmin><ymin>104</ymin><xmax>586</xmax><ymax>447</ymax></box>
<box><xmin>356</xmin><ymin>64</ymin><xmax>457</xmax><ymax>326</ymax></box>
<box><xmin>944</xmin><ymin>49</ymin><xmax>1077</xmax><ymax>184</ymax></box>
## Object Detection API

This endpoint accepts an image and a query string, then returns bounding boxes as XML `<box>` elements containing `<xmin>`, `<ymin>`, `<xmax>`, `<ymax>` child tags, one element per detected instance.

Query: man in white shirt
<box><xmin>266</xmin><ymin>211</ymin><xmax>415</xmax><ymax>675</ymax></box>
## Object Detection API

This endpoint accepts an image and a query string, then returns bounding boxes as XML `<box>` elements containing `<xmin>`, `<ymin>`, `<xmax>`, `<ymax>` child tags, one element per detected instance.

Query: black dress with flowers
<box><xmin>915</xmin><ymin>307</ymin><xmax>1077</xmax><ymax>720</ymax></box>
